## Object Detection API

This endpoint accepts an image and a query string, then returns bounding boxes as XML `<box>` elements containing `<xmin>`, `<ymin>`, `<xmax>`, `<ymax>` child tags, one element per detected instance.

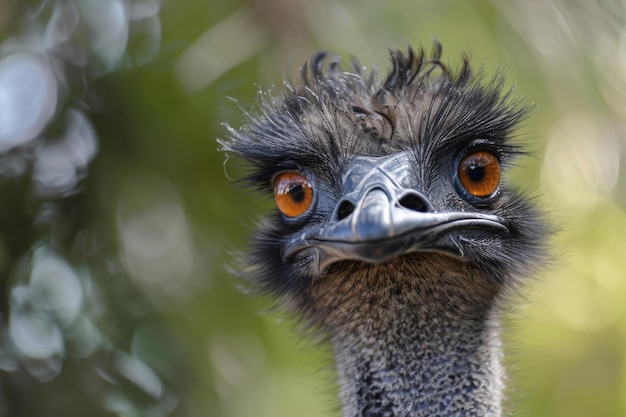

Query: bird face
<box><xmin>281</xmin><ymin>151</ymin><xmax>508</xmax><ymax>273</ymax></box>
<box><xmin>221</xmin><ymin>44</ymin><xmax>546</xmax><ymax>319</ymax></box>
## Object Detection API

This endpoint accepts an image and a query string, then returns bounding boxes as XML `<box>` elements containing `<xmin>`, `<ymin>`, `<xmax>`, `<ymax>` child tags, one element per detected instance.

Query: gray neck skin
<box><xmin>332</xmin><ymin>308</ymin><xmax>504</xmax><ymax>417</ymax></box>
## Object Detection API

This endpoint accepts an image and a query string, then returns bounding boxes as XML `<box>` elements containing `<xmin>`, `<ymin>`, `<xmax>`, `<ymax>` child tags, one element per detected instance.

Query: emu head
<box><xmin>220</xmin><ymin>43</ymin><xmax>546</xmax><ymax>328</ymax></box>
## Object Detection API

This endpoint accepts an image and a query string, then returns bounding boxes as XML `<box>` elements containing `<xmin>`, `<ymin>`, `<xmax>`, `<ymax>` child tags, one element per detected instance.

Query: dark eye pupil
<box><xmin>288</xmin><ymin>184</ymin><xmax>305</xmax><ymax>202</ymax></box>
<box><xmin>466</xmin><ymin>163</ymin><xmax>484</xmax><ymax>182</ymax></box>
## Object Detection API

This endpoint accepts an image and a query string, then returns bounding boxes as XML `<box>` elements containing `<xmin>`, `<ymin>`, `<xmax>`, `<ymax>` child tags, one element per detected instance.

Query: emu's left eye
<box><xmin>458</xmin><ymin>150</ymin><xmax>501</xmax><ymax>198</ymax></box>
<box><xmin>274</xmin><ymin>172</ymin><xmax>314</xmax><ymax>217</ymax></box>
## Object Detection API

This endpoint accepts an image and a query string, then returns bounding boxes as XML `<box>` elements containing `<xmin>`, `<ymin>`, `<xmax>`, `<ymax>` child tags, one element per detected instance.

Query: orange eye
<box><xmin>274</xmin><ymin>172</ymin><xmax>314</xmax><ymax>217</ymax></box>
<box><xmin>458</xmin><ymin>150</ymin><xmax>501</xmax><ymax>198</ymax></box>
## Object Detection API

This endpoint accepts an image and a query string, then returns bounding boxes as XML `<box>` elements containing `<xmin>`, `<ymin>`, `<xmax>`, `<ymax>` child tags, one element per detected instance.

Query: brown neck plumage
<box><xmin>307</xmin><ymin>257</ymin><xmax>505</xmax><ymax>417</ymax></box>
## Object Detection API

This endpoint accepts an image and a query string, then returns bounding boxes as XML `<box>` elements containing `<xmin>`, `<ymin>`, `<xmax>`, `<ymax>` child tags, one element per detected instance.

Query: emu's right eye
<box><xmin>458</xmin><ymin>150</ymin><xmax>501</xmax><ymax>198</ymax></box>
<box><xmin>274</xmin><ymin>172</ymin><xmax>314</xmax><ymax>217</ymax></box>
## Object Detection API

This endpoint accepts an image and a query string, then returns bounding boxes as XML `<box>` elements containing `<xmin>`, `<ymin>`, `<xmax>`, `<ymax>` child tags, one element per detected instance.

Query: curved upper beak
<box><xmin>284</xmin><ymin>154</ymin><xmax>508</xmax><ymax>273</ymax></box>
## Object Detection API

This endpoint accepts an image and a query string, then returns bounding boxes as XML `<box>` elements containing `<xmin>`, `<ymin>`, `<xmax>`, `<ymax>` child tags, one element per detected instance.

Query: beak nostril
<box><xmin>398</xmin><ymin>193</ymin><xmax>430</xmax><ymax>213</ymax></box>
<box><xmin>336</xmin><ymin>200</ymin><xmax>356</xmax><ymax>221</ymax></box>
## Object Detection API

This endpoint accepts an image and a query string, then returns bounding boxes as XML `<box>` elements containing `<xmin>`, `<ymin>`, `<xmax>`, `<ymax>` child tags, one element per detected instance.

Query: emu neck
<box><xmin>313</xmin><ymin>261</ymin><xmax>505</xmax><ymax>417</ymax></box>
<box><xmin>332</xmin><ymin>309</ymin><xmax>503</xmax><ymax>417</ymax></box>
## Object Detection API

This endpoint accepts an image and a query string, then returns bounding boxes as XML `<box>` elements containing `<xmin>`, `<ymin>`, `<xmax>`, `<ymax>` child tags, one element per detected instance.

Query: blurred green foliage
<box><xmin>1</xmin><ymin>0</ymin><xmax>626</xmax><ymax>416</ymax></box>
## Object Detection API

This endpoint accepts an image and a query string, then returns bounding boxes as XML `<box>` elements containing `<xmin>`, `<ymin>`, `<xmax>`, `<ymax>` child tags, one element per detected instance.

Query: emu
<box><xmin>220</xmin><ymin>43</ymin><xmax>546</xmax><ymax>416</ymax></box>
